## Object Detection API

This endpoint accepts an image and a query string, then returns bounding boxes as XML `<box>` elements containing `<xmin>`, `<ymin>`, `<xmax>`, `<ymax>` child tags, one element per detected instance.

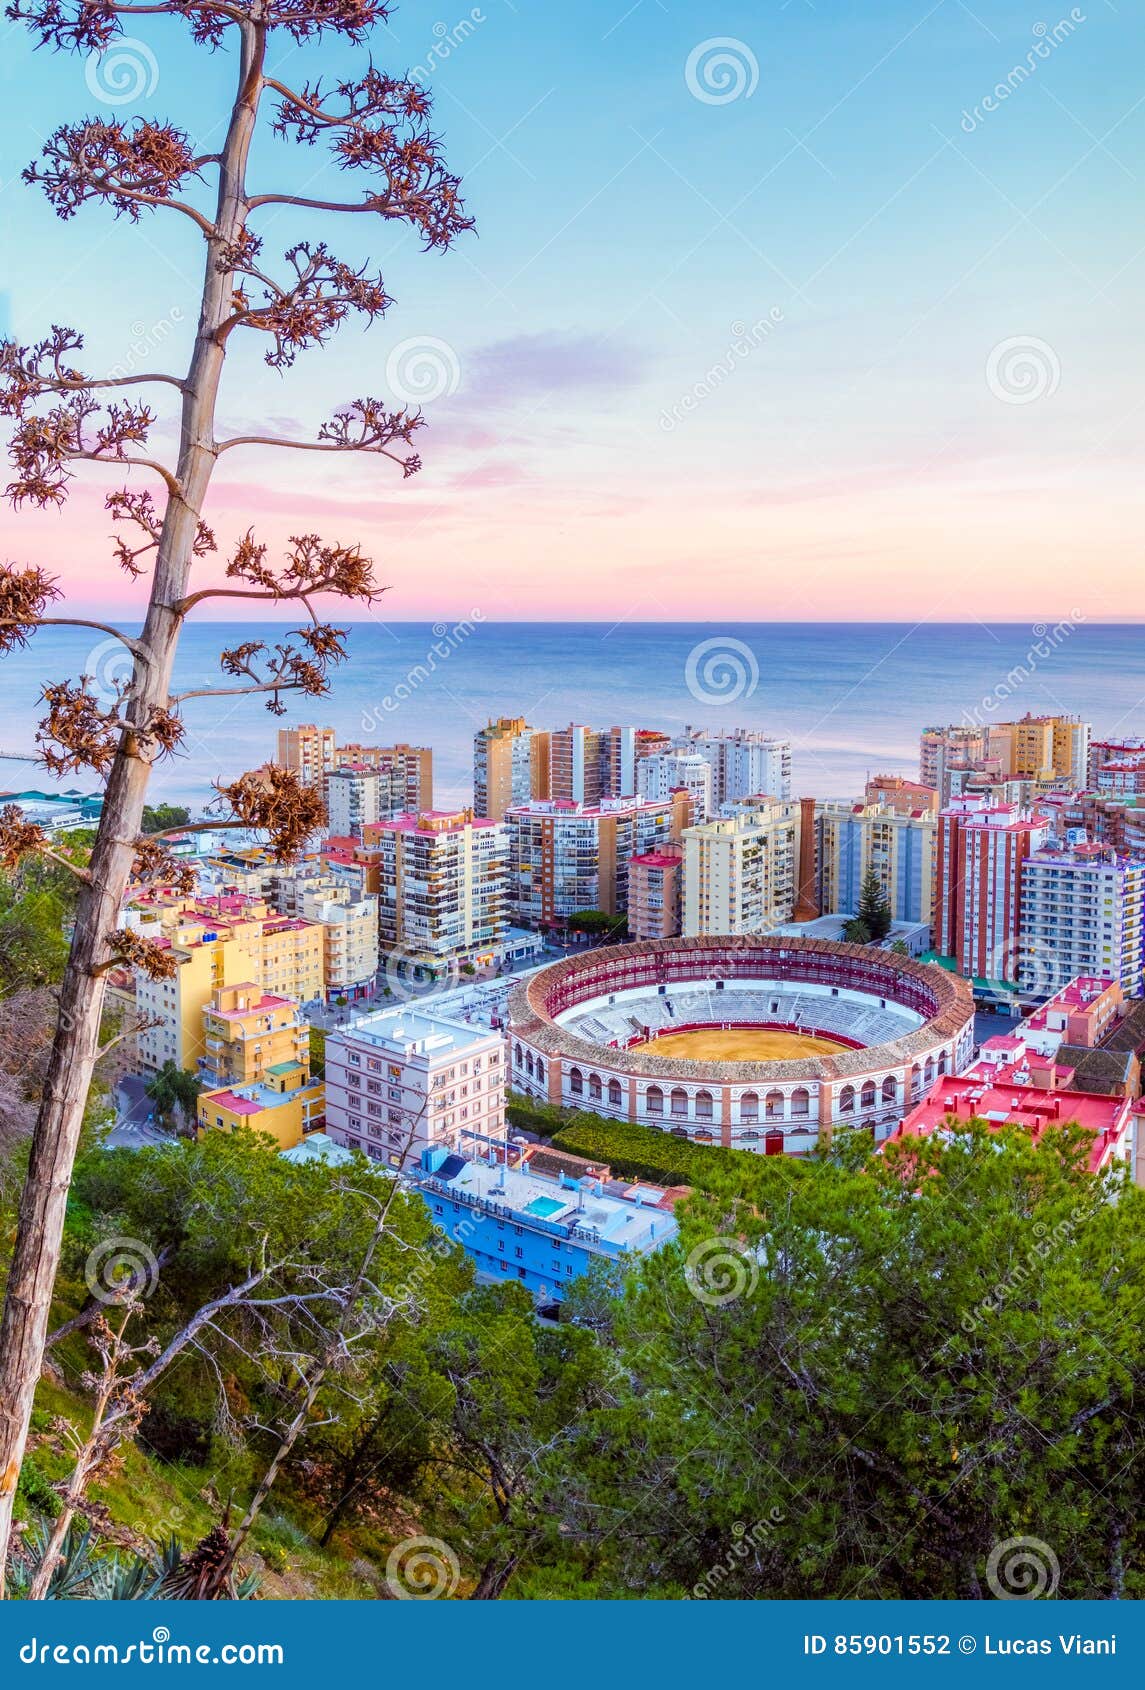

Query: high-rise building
<box><xmin>276</xmin><ymin>727</ymin><xmax>432</xmax><ymax>810</ymax></box>
<box><xmin>1019</xmin><ymin>843</ymin><xmax>1145</xmax><ymax>998</ymax></box>
<box><xmin>681</xmin><ymin>802</ymin><xmax>802</xmax><ymax>936</ymax></box>
<box><xmin>934</xmin><ymin>800</ymin><xmax>1050</xmax><ymax>979</ymax></box>
<box><xmin>334</xmin><ymin>742</ymin><xmax>433</xmax><ymax>812</ymax></box>
<box><xmin>674</xmin><ymin>726</ymin><xmax>792</xmax><ymax>804</ymax></box>
<box><xmin>372</xmin><ymin>809</ymin><xmax>509</xmax><ymax>969</ymax></box>
<box><xmin>549</xmin><ymin>724</ymin><xmax>605</xmax><ymax>805</ymax></box>
<box><xmin>864</xmin><ymin>774</ymin><xmax>939</xmax><ymax>815</ymax></box>
<box><xmin>817</xmin><ymin>801</ymin><xmax>937</xmax><ymax>927</ymax></box>
<box><xmin>505</xmin><ymin>795</ymin><xmax>688</xmax><ymax>928</ymax></box>
<box><xmin>601</xmin><ymin>725</ymin><xmax>637</xmax><ymax>799</ymax></box>
<box><xmin>1087</xmin><ymin>736</ymin><xmax>1141</xmax><ymax>787</ymax></box>
<box><xmin>627</xmin><ymin>842</ymin><xmax>684</xmax><ymax>941</ymax></box>
<box><xmin>277</xmin><ymin>724</ymin><xmax>336</xmax><ymax>787</ymax></box>
<box><xmin>635</xmin><ymin>751</ymin><xmax>713</xmax><ymax>821</ymax></box>
<box><xmin>473</xmin><ymin>717</ymin><xmax>540</xmax><ymax>820</ymax></box>
<box><xmin>921</xmin><ymin>716</ymin><xmax>1089</xmax><ymax>804</ymax></box>
<box><xmin>325</xmin><ymin>1008</ymin><xmax>506</xmax><ymax>1171</ymax></box>
<box><xmin>325</xmin><ymin>765</ymin><xmax>388</xmax><ymax>838</ymax></box>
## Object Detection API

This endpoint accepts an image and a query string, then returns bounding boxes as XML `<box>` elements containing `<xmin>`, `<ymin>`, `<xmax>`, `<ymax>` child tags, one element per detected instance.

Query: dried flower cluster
<box><xmin>0</xmin><ymin>804</ymin><xmax>48</xmax><ymax>871</ymax></box>
<box><xmin>104</xmin><ymin>926</ymin><xmax>179</xmax><ymax>983</ymax></box>
<box><xmin>0</xmin><ymin>563</ymin><xmax>59</xmax><ymax>651</ymax></box>
<box><xmin>217</xmin><ymin>766</ymin><xmax>327</xmax><ymax>860</ymax></box>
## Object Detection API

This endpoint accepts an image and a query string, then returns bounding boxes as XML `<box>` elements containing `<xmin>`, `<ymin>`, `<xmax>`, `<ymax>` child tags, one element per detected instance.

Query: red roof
<box><xmin>892</xmin><ymin>1074</ymin><xmax>1132</xmax><ymax>1173</ymax></box>
<box><xmin>203</xmin><ymin>1090</ymin><xmax>262</xmax><ymax>1116</ymax></box>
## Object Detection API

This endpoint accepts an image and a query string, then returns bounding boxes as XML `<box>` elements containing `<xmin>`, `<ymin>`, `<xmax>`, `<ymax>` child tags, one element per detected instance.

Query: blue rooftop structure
<box><xmin>413</xmin><ymin>1139</ymin><xmax>680</xmax><ymax>1306</ymax></box>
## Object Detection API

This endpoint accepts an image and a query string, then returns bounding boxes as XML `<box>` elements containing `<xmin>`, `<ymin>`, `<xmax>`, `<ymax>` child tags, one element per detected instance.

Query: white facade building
<box><xmin>325</xmin><ymin>1008</ymin><xmax>506</xmax><ymax>1171</ymax></box>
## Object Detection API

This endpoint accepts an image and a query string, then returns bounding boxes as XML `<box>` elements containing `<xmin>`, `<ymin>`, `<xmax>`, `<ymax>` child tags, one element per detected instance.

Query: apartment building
<box><xmin>334</xmin><ymin>741</ymin><xmax>432</xmax><ymax>812</ymax></box>
<box><xmin>817</xmin><ymin>801</ymin><xmax>937</xmax><ymax>927</ymax></box>
<box><xmin>627</xmin><ymin>844</ymin><xmax>684</xmax><ymax>941</ymax></box>
<box><xmin>371</xmin><ymin>809</ymin><xmax>509</xmax><ymax>970</ymax></box>
<box><xmin>198</xmin><ymin>1062</ymin><xmax>326</xmax><ymax>1151</ymax></box>
<box><xmin>681</xmin><ymin>801</ymin><xmax>802</xmax><ymax>936</ymax></box>
<box><xmin>934</xmin><ymin>800</ymin><xmax>1050</xmax><ymax>980</ymax></box>
<box><xmin>325</xmin><ymin>1008</ymin><xmax>506</xmax><ymax>1170</ymax></box>
<box><xmin>276</xmin><ymin>724</ymin><xmax>336</xmax><ymax>787</ymax></box>
<box><xmin>674</xmin><ymin>726</ymin><xmax>792</xmax><ymax>804</ymax></box>
<box><xmin>635</xmin><ymin>751</ymin><xmax>713</xmax><ymax>821</ymax></box>
<box><xmin>549</xmin><ymin>724</ymin><xmax>604</xmax><ymax>805</ymax></box>
<box><xmin>276</xmin><ymin>727</ymin><xmax>432</xmax><ymax>811</ymax></box>
<box><xmin>473</xmin><ymin>716</ymin><xmax>546</xmax><ymax>820</ymax></box>
<box><xmin>921</xmin><ymin>716</ymin><xmax>1089</xmax><ymax>804</ymax></box>
<box><xmin>864</xmin><ymin>774</ymin><xmax>939</xmax><ymax>815</ymax></box>
<box><xmin>199</xmin><ymin>983</ymin><xmax>311</xmax><ymax>1088</ymax></box>
<box><xmin>505</xmin><ymin>794</ymin><xmax>689</xmax><ymax>928</ymax></box>
<box><xmin>414</xmin><ymin>1140</ymin><xmax>678</xmax><ymax>1305</ymax></box>
<box><xmin>127</xmin><ymin>893</ymin><xmax>324</xmax><ymax>1072</ymax></box>
<box><xmin>1020</xmin><ymin>843</ymin><xmax>1145</xmax><ymax>999</ymax></box>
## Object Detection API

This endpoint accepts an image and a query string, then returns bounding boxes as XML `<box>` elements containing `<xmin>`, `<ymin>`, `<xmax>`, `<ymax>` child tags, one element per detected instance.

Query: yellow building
<box><xmin>200</xmin><ymin>983</ymin><xmax>311</xmax><ymax>1087</ymax></box>
<box><xmin>681</xmin><ymin>803</ymin><xmax>801</xmax><ymax>936</ymax></box>
<box><xmin>126</xmin><ymin>893</ymin><xmax>324</xmax><ymax>1073</ymax></box>
<box><xmin>197</xmin><ymin>1061</ymin><xmax>325</xmax><ymax>1151</ymax></box>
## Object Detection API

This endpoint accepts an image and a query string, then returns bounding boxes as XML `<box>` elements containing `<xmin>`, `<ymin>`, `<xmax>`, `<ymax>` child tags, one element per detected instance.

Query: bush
<box><xmin>16</xmin><ymin>1458</ymin><xmax>62</xmax><ymax>1520</ymax></box>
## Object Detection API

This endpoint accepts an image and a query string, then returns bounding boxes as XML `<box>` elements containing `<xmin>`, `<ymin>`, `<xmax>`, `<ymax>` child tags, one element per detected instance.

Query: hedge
<box><xmin>507</xmin><ymin>1092</ymin><xmax>823</xmax><ymax>1191</ymax></box>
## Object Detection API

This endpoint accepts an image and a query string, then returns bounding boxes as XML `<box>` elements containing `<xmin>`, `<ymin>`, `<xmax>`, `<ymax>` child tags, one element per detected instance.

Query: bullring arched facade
<box><xmin>507</xmin><ymin>936</ymin><xmax>975</xmax><ymax>1155</ymax></box>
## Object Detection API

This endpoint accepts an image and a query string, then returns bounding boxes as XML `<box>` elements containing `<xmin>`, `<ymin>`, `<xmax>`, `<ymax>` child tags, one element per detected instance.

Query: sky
<box><xmin>0</xmin><ymin>0</ymin><xmax>1143</xmax><ymax>624</ymax></box>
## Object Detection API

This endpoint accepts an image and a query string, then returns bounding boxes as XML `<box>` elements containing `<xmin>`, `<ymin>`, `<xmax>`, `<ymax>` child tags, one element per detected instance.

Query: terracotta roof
<box><xmin>508</xmin><ymin>935</ymin><xmax>973</xmax><ymax>1085</ymax></box>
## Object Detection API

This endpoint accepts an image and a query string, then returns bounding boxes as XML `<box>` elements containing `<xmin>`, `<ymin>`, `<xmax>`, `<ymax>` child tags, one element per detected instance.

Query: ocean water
<box><xmin>1</xmin><ymin>620</ymin><xmax>1142</xmax><ymax>812</ymax></box>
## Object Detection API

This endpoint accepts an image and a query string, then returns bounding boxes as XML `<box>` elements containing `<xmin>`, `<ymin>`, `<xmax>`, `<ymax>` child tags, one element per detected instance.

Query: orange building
<box><xmin>200</xmin><ymin>984</ymin><xmax>311</xmax><ymax>1087</ymax></box>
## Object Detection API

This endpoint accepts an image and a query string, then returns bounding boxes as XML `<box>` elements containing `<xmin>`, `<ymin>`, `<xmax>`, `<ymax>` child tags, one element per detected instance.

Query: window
<box><xmin>646</xmin><ymin>1085</ymin><xmax>663</xmax><ymax>1116</ymax></box>
<box><xmin>695</xmin><ymin>1090</ymin><xmax>713</xmax><ymax>1121</ymax></box>
<box><xmin>740</xmin><ymin>1091</ymin><xmax>759</xmax><ymax>1123</ymax></box>
<box><xmin>608</xmin><ymin>1078</ymin><xmax>623</xmax><ymax>1107</ymax></box>
<box><xmin>569</xmin><ymin>1067</ymin><xmax>584</xmax><ymax>1096</ymax></box>
<box><xmin>515</xmin><ymin>1247</ymin><xmax>523</xmax><ymax>1259</ymax></box>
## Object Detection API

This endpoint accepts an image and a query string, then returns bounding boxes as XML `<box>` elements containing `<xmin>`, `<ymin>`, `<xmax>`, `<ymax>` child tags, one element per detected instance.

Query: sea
<box><xmin>1</xmin><ymin>620</ymin><xmax>1142</xmax><ymax>813</ymax></box>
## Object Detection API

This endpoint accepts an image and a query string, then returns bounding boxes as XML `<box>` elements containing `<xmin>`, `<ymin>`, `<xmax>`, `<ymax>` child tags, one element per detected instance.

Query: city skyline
<box><xmin>1</xmin><ymin>2</ymin><xmax>1143</xmax><ymax>623</ymax></box>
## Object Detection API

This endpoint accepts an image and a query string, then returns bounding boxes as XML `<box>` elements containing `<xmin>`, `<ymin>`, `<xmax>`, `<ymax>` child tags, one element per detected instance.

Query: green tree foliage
<box><xmin>855</xmin><ymin>868</ymin><xmax>893</xmax><ymax>942</ymax></box>
<box><xmin>308</xmin><ymin>1026</ymin><xmax>327</xmax><ymax>1080</ymax></box>
<box><xmin>534</xmin><ymin>1124</ymin><xmax>1145</xmax><ymax>1599</ymax></box>
<box><xmin>140</xmin><ymin>804</ymin><xmax>192</xmax><ymax>835</ymax></box>
<box><xmin>144</xmin><ymin>1062</ymin><xmax>203</xmax><ymax>1137</ymax></box>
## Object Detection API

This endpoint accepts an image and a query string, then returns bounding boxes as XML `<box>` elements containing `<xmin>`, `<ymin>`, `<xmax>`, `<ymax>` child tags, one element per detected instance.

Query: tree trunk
<box><xmin>0</xmin><ymin>21</ymin><xmax>267</xmax><ymax>1589</ymax></box>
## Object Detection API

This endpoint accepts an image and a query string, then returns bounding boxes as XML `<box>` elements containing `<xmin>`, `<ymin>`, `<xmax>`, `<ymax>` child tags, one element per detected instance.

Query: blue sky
<box><xmin>0</xmin><ymin>0</ymin><xmax>1142</xmax><ymax>621</ymax></box>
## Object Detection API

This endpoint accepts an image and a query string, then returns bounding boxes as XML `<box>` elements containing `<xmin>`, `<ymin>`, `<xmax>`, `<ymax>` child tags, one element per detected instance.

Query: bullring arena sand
<box><xmin>632</xmin><ymin>1027</ymin><xmax>853</xmax><ymax>1062</ymax></box>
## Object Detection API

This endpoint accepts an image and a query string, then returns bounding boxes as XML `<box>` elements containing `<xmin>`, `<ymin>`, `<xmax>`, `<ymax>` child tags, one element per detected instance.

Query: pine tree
<box><xmin>855</xmin><ymin>868</ymin><xmax>893</xmax><ymax>942</ymax></box>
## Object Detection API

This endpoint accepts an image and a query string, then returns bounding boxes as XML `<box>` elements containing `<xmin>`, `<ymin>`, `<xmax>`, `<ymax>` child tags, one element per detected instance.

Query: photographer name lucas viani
<box><xmin>984</xmin><ymin>1636</ymin><xmax>1116</xmax><ymax>1656</ymax></box>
